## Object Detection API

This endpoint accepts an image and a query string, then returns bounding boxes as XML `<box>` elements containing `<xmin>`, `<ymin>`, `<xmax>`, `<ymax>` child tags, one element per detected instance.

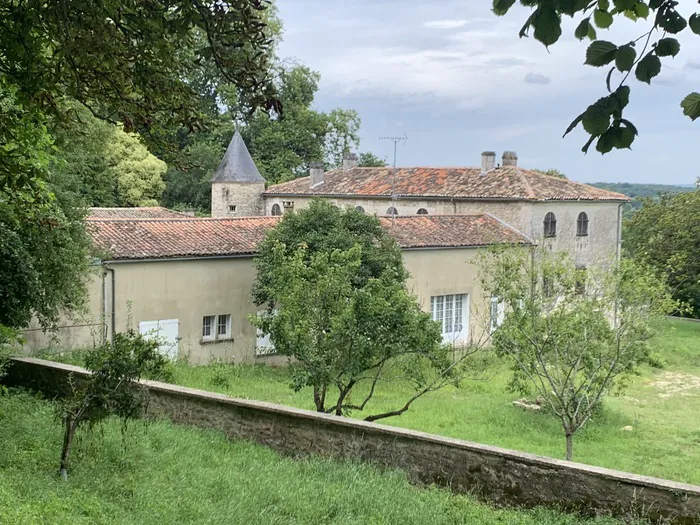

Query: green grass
<box><xmin>0</xmin><ymin>392</ymin><xmax>629</xmax><ymax>525</ymax></box>
<box><xmin>168</xmin><ymin>318</ymin><xmax>700</xmax><ymax>485</ymax></box>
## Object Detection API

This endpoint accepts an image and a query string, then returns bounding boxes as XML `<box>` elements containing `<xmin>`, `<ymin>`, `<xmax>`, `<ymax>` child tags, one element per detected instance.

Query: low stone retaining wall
<box><xmin>5</xmin><ymin>357</ymin><xmax>700</xmax><ymax>524</ymax></box>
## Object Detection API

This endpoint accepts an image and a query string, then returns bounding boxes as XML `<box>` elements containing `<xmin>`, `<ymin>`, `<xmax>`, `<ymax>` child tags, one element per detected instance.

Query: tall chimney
<box><xmin>481</xmin><ymin>151</ymin><xmax>496</xmax><ymax>175</ymax></box>
<box><xmin>502</xmin><ymin>151</ymin><xmax>518</xmax><ymax>167</ymax></box>
<box><xmin>342</xmin><ymin>152</ymin><xmax>358</xmax><ymax>170</ymax></box>
<box><xmin>310</xmin><ymin>162</ymin><xmax>325</xmax><ymax>187</ymax></box>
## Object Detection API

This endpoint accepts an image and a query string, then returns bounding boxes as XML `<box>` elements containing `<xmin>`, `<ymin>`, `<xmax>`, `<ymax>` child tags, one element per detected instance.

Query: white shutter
<box><xmin>138</xmin><ymin>319</ymin><xmax>179</xmax><ymax>360</ymax></box>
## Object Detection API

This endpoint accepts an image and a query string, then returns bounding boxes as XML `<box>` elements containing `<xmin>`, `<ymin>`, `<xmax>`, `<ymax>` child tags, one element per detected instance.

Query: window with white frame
<box><xmin>202</xmin><ymin>314</ymin><xmax>231</xmax><ymax>342</ymax></box>
<box><xmin>255</xmin><ymin>310</ymin><xmax>278</xmax><ymax>356</ymax></box>
<box><xmin>202</xmin><ymin>315</ymin><xmax>216</xmax><ymax>340</ymax></box>
<box><xmin>217</xmin><ymin>314</ymin><xmax>231</xmax><ymax>338</ymax></box>
<box><xmin>490</xmin><ymin>297</ymin><xmax>505</xmax><ymax>333</ymax></box>
<box><xmin>430</xmin><ymin>294</ymin><xmax>468</xmax><ymax>342</ymax></box>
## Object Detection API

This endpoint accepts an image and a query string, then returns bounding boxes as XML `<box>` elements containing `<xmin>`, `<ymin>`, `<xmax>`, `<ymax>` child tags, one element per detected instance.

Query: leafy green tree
<box><xmin>533</xmin><ymin>168</ymin><xmax>567</xmax><ymax>179</ymax></box>
<box><xmin>59</xmin><ymin>330</ymin><xmax>170</xmax><ymax>480</ymax></box>
<box><xmin>624</xmin><ymin>190</ymin><xmax>700</xmax><ymax>317</ymax></box>
<box><xmin>493</xmin><ymin>0</ymin><xmax>700</xmax><ymax>153</ymax></box>
<box><xmin>0</xmin><ymin>85</ymin><xmax>92</xmax><ymax>332</ymax></box>
<box><xmin>251</xmin><ymin>200</ymin><xmax>471</xmax><ymax>420</ymax></box>
<box><xmin>358</xmin><ymin>152</ymin><xmax>389</xmax><ymax>167</ymax></box>
<box><xmin>479</xmin><ymin>247</ymin><xmax>676</xmax><ymax>460</ymax></box>
<box><xmin>325</xmin><ymin>109</ymin><xmax>361</xmax><ymax>168</ymax></box>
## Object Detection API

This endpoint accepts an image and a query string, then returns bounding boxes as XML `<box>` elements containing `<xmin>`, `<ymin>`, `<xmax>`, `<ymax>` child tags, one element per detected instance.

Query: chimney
<box><xmin>502</xmin><ymin>151</ymin><xmax>518</xmax><ymax>167</ymax></box>
<box><xmin>342</xmin><ymin>152</ymin><xmax>358</xmax><ymax>170</ymax></box>
<box><xmin>310</xmin><ymin>162</ymin><xmax>325</xmax><ymax>187</ymax></box>
<box><xmin>481</xmin><ymin>151</ymin><xmax>496</xmax><ymax>175</ymax></box>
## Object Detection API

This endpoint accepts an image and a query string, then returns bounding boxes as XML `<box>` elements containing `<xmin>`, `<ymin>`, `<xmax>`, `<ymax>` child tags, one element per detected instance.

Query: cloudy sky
<box><xmin>274</xmin><ymin>0</ymin><xmax>699</xmax><ymax>185</ymax></box>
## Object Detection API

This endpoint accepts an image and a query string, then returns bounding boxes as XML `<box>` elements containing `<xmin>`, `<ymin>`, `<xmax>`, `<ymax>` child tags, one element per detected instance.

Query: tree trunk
<box><xmin>59</xmin><ymin>414</ymin><xmax>78</xmax><ymax>480</ymax></box>
<box><xmin>313</xmin><ymin>384</ymin><xmax>326</xmax><ymax>412</ymax></box>
<box><xmin>565</xmin><ymin>433</ymin><xmax>574</xmax><ymax>461</ymax></box>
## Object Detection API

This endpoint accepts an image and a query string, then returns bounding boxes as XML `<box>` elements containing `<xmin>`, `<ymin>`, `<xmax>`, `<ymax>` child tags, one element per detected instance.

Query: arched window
<box><xmin>271</xmin><ymin>204</ymin><xmax>282</xmax><ymax>216</ymax></box>
<box><xmin>417</xmin><ymin>208</ymin><xmax>429</xmax><ymax>215</ymax></box>
<box><xmin>543</xmin><ymin>212</ymin><xmax>557</xmax><ymax>238</ymax></box>
<box><xmin>576</xmin><ymin>212</ymin><xmax>589</xmax><ymax>237</ymax></box>
<box><xmin>355</xmin><ymin>206</ymin><xmax>365</xmax><ymax>213</ymax></box>
<box><xmin>386</xmin><ymin>206</ymin><xmax>398</xmax><ymax>216</ymax></box>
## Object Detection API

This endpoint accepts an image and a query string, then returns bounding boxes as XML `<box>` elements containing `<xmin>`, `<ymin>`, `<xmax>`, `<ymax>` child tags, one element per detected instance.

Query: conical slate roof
<box><xmin>210</xmin><ymin>130</ymin><xmax>264</xmax><ymax>183</ymax></box>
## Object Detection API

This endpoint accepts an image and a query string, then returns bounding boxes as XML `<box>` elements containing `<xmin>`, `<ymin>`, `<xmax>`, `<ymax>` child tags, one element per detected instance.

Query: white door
<box><xmin>139</xmin><ymin>319</ymin><xmax>179</xmax><ymax>360</ymax></box>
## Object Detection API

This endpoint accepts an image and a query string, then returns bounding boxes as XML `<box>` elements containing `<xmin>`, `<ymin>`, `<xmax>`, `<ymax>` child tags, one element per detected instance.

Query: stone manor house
<box><xmin>23</xmin><ymin>131</ymin><xmax>629</xmax><ymax>364</ymax></box>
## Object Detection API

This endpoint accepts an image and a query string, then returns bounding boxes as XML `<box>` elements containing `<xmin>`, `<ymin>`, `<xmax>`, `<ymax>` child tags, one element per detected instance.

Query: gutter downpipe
<box><xmin>104</xmin><ymin>264</ymin><xmax>116</xmax><ymax>344</ymax></box>
<box><xmin>616</xmin><ymin>203</ymin><xmax>623</xmax><ymax>261</ymax></box>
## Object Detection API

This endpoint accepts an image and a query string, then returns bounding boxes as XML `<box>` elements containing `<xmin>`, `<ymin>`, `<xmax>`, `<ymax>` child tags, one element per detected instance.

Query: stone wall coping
<box><xmin>14</xmin><ymin>357</ymin><xmax>700</xmax><ymax>497</ymax></box>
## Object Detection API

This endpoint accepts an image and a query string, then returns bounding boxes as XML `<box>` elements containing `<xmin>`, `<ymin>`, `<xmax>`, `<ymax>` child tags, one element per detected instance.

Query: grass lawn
<box><xmin>0</xmin><ymin>392</ymin><xmax>631</xmax><ymax>525</ymax></box>
<box><xmin>168</xmin><ymin>318</ymin><xmax>700</xmax><ymax>485</ymax></box>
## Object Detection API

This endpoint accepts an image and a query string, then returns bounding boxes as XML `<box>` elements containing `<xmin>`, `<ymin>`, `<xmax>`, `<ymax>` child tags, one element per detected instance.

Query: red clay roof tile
<box><xmin>263</xmin><ymin>167</ymin><xmax>630</xmax><ymax>202</ymax></box>
<box><xmin>89</xmin><ymin>215</ymin><xmax>531</xmax><ymax>261</ymax></box>
<box><xmin>88</xmin><ymin>207</ymin><xmax>190</xmax><ymax>219</ymax></box>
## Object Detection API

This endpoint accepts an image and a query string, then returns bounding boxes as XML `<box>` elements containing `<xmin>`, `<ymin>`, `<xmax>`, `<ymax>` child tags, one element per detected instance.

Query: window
<box><xmin>543</xmin><ymin>212</ymin><xmax>557</xmax><ymax>238</ymax></box>
<box><xmin>271</xmin><ymin>204</ymin><xmax>282</xmax><ymax>216</ymax></box>
<box><xmin>202</xmin><ymin>315</ymin><xmax>216</xmax><ymax>340</ymax></box>
<box><xmin>430</xmin><ymin>294</ymin><xmax>468</xmax><ymax>342</ymax></box>
<box><xmin>576</xmin><ymin>212</ymin><xmax>589</xmax><ymax>236</ymax></box>
<box><xmin>355</xmin><ymin>206</ymin><xmax>365</xmax><ymax>213</ymax></box>
<box><xmin>228</xmin><ymin>205</ymin><xmax>237</xmax><ymax>213</ymax></box>
<box><xmin>283</xmin><ymin>201</ymin><xmax>295</xmax><ymax>210</ymax></box>
<box><xmin>386</xmin><ymin>206</ymin><xmax>398</xmax><ymax>216</ymax></box>
<box><xmin>490</xmin><ymin>298</ymin><xmax>505</xmax><ymax>333</ymax></box>
<box><xmin>203</xmin><ymin>314</ymin><xmax>231</xmax><ymax>342</ymax></box>
<box><xmin>255</xmin><ymin>310</ymin><xmax>278</xmax><ymax>356</ymax></box>
<box><xmin>417</xmin><ymin>208</ymin><xmax>429</xmax><ymax>215</ymax></box>
<box><xmin>217</xmin><ymin>314</ymin><xmax>231</xmax><ymax>338</ymax></box>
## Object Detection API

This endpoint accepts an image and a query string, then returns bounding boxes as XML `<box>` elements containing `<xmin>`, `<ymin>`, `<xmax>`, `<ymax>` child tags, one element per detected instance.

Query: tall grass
<box><xmin>0</xmin><ymin>392</ymin><xmax>631</xmax><ymax>525</ymax></box>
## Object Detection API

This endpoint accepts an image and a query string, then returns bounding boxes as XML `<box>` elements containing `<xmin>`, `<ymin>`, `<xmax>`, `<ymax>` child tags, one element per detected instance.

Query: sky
<box><xmin>274</xmin><ymin>0</ymin><xmax>699</xmax><ymax>185</ymax></box>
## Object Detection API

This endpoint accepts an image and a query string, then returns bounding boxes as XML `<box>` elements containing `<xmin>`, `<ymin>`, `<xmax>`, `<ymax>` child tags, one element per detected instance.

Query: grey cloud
<box><xmin>524</xmin><ymin>72</ymin><xmax>551</xmax><ymax>85</ymax></box>
<box><xmin>686</xmin><ymin>61</ymin><xmax>700</xmax><ymax>70</ymax></box>
<box><xmin>486</xmin><ymin>57</ymin><xmax>531</xmax><ymax>68</ymax></box>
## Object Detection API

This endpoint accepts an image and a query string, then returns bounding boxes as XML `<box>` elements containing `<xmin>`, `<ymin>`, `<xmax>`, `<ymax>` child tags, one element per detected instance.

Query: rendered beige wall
<box><xmin>265</xmin><ymin>196</ymin><xmax>533</xmax><ymax>235</ymax></box>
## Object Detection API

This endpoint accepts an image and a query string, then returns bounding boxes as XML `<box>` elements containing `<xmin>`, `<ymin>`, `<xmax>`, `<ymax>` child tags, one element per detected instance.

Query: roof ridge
<box><xmin>87</xmin><ymin>216</ymin><xmax>280</xmax><ymax>223</ymax></box>
<box><xmin>521</xmin><ymin>168</ymin><xmax>630</xmax><ymax>199</ymax></box>
<box><xmin>484</xmin><ymin>212</ymin><xmax>535</xmax><ymax>244</ymax></box>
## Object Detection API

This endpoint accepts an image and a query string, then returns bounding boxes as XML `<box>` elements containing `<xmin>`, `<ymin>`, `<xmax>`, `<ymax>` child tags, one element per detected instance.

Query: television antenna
<box><xmin>379</xmin><ymin>133</ymin><xmax>408</xmax><ymax>225</ymax></box>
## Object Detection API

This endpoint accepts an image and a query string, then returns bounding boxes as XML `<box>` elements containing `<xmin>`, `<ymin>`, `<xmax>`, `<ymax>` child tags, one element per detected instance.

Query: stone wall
<box><xmin>211</xmin><ymin>181</ymin><xmax>265</xmax><ymax>218</ymax></box>
<box><xmin>5</xmin><ymin>357</ymin><xmax>700</xmax><ymax>524</ymax></box>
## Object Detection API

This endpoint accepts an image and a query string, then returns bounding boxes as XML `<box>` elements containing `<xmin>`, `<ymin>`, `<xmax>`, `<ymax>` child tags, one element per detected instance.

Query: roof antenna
<box><xmin>379</xmin><ymin>133</ymin><xmax>408</xmax><ymax>225</ymax></box>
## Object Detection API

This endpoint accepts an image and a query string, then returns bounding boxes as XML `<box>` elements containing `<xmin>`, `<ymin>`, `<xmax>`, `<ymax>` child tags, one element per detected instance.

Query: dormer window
<box><xmin>576</xmin><ymin>212</ymin><xmax>589</xmax><ymax>237</ymax></box>
<box><xmin>543</xmin><ymin>212</ymin><xmax>557</xmax><ymax>238</ymax></box>
<box><xmin>386</xmin><ymin>206</ymin><xmax>398</xmax><ymax>216</ymax></box>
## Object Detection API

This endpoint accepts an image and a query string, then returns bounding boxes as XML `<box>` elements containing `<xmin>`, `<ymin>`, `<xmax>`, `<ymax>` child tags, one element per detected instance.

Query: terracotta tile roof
<box><xmin>264</xmin><ymin>167</ymin><xmax>630</xmax><ymax>202</ymax></box>
<box><xmin>89</xmin><ymin>215</ymin><xmax>531</xmax><ymax>261</ymax></box>
<box><xmin>88</xmin><ymin>207</ymin><xmax>190</xmax><ymax>219</ymax></box>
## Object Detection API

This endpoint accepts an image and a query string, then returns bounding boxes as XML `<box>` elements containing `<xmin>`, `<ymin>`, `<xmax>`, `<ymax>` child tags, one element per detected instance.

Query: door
<box><xmin>138</xmin><ymin>319</ymin><xmax>179</xmax><ymax>360</ymax></box>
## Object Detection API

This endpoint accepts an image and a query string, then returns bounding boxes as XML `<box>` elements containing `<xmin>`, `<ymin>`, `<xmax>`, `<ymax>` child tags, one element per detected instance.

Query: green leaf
<box><xmin>582</xmin><ymin>103</ymin><xmax>611</xmax><ymax>136</ymax></box>
<box><xmin>594</xmin><ymin>9</ymin><xmax>614</xmax><ymax>28</ymax></box>
<box><xmin>616</xmin><ymin>126</ymin><xmax>636</xmax><ymax>149</ymax></box>
<box><xmin>532</xmin><ymin>7</ymin><xmax>562</xmax><ymax>46</ymax></box>
<box><xmin>615</xmin><ymin>86</ymin><xmax>631</xmax><ymax>111</ymax></box>
<box><xmin>585</xmin><ymin>41</ymin><xmax>618</xmax><ymax>67</ymax></box>
<box><xmin>689</xmin><ymin>14</ymin><xmax>700</xmax><ymax>35</ymax></box>
<box><xmin>655</xmin><ymin>38</ymin><xmax>680</xmax><ymax>58</ymax></box>
<box><xmin>620</xmin><ymin>118</ymin><xmax>638</xmax><ymax>136</ymax></box>
<box><xmin>575</xmin><ymin>18</ymin><xmax>592</xmax><ymax>40</ymax></box>
<box><xmin>615</xmin><ymin>45</ymin><xmax>637</xmax><ymax>72</ymax></box>
<box><xmin>613</xmin><ymin>0</ymin><xmax>636</xmax><ymax>10</ymax></box>
<box><xmin>492</xmin><ymin>0</ymin><xmax>516</xmax><ymax>16</ymax></box>
<box><xmin>581</xmin><ymin>134</ymin><xmax>597</xmax><ymax>154</ymax></box>
<box><xmin>588</xmin><ymin>24</ymin><xmax>598</xmax><ymax>40</ymax></box>
<box><xmin>596</xmin><ymin>128</ymin><xmax>617</xmax><ymax>154</ymax></box>
<box><xmin>658</xmin><ymin>10</ymin><xmax>687</xmax><ymax>34</ymax></box>
<box><xmin>598</xmin><ymin>0</ymin><xmax>610</xmax><ymax>10</ymax></box>
<box><xmin>634</xmin><ymin>3</ymin><xmax>650</xmax><ymax>19</ymax></box>
<box><xmin>681</xmin><ymin>92</ymin><xmax>700</xmax><ymax>121</ymax></box>
<box><xmin>563</xmin><ymin>112</ymin><xmax>585</xmax><ymax>137</ymax></box>
<box><xmin>635</xmin><ymin>52</ymin><xmax>661</xmax><ymax>84</ymax></box>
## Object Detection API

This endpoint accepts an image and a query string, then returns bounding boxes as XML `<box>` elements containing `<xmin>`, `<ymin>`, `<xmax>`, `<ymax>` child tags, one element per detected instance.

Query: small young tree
<box><xmin>251</xmin><ymin>200</ymin><xmax>475</xmax><ymax>420</ymax></box>
<box><xmin>58</xmin><ymin>330</ymin><xmax>169</xmax><ymax>480</ymax></box>
<box><xmin>479</xmin><ymin>248</ymin><xmax>676</xmax><ymax>461</ymax></box>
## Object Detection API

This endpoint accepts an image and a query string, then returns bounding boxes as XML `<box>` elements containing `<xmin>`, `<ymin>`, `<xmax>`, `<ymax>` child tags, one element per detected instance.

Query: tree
<box><xmin>58</xmin><ymin>330</ymin><xmax>170</xmax><ymax>480</ymax></box>
<box><xmin>493</xmin><ymin>0</ymin><xmax>700</xmax><ymax>153</ymax></box>
<box><xmin>0</xmin><ymin>84</ymin><xmax>92</xmax><ymax>332</ymax></box>
<box><xmin>251</xmin><ymin>200</ymin><xmax>473</xmax><ymax>420</ymax></box>
<box><xmin>624</xmin><ymin>190</ymin><xmax>700</xmax><ymax>317</ymax></box>
<box><xmin>358</xmin><ymin>152</ymin><xmax>389</xmax><ymax>168</ymax></box>
<box><xmin>533</xmin><ymin>168</ymin><xmax>567</xmax><ymax>179</ymax></box>
<box><xmin>479</xmin><ymin>247</ymin><xmax>676</xmax><ymax>460</ymax></box>
<box><xmin>325</xmin><ymin>109</ymin><xmax>361</xmax><ymax>168</ymax></box>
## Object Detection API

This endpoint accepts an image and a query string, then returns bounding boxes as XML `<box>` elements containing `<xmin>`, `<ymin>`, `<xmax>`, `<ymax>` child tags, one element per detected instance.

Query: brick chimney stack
<box><xmin>502</xmin><ymin>151</ymin><xmax>518</xmax><ymax>167</ymax></box>
<box><xmin>310</xmin><ymin>162</ymin><xmax>325</xmax><ymax>188</ymax></box>
<box><xmin>481</xmin><ymin>151</ymin><xmax>496</xmax><ymax>175</ymax></box>
<box><xmin>342</xmin><ymin>152</ymin><xmax>358</xmax><ymax>170</ymax></box>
